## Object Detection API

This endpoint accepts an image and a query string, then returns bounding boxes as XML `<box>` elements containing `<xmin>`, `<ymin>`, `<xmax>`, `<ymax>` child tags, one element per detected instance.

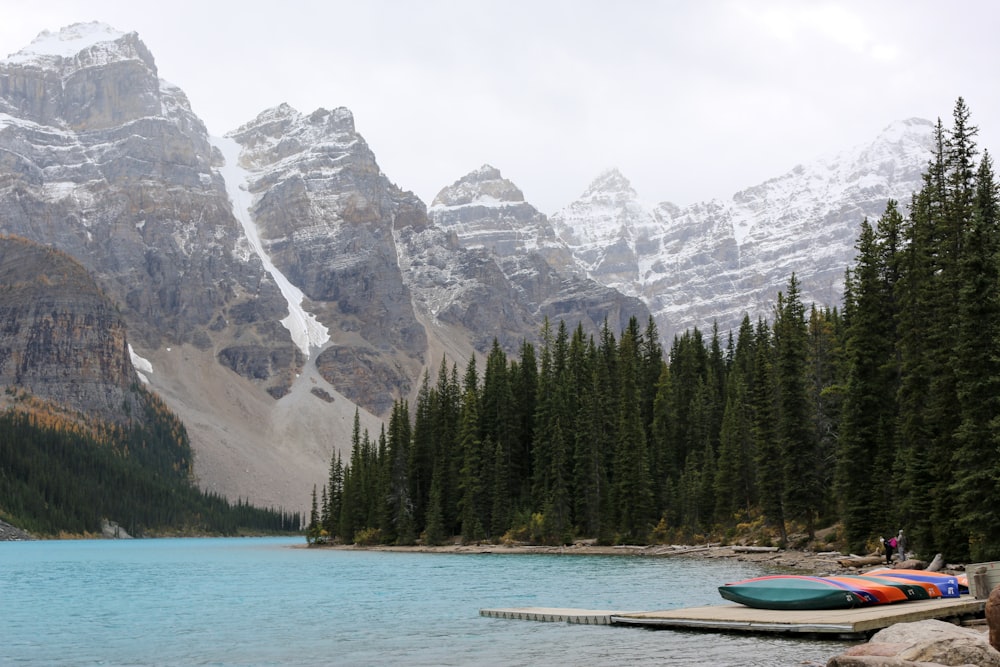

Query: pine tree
<box><xmin>423</xmin><ymin>463</ymin><xmax>447</xmax><ymax>546</ymax></box>
<box><xmin>509</xmin><ymin>340</ymin><xmax>538</xmax><ymax>507</ymax></box>
<box><xmin>531</xmin><ymin>319</ymin><xmax>556</xmax><ymax>509</ymax></box>
<box><xmin>387</xmin><ymin>401</ymin><xmax>415</xmax><ymax>545</ymax></box>
<box><xmin>409</xmin><ymin>371</ymin><xmax>435</xmax><ymax>532</ymax></box>
<box><xmin>376</xmin><ymin>426</ymin><xmax>391</xmax><ymax>542</ymax></box>
<box><xmin>457</xmin><ymin>388</ymin><xmax>485</xmax><ymax>542</ymax></box>
<box><xmin>895</xmin><ymin>111</ymin><xmax>969</xmax><ymax>557</ymax></box>
<box><xmin>431</xmin><ymin>358</ymin><xmax>462</xmax><ymax>536</ymax></box>
<box><xmin>952</xmin><ymin>150</ymin><xmax>1000</xmax><ymax>560</ymax></box>
<box><xmin>752</xmin><ymin>318</ymin><xmax>786</xmax><ymax>543</ymax></box>
<box><xmin>808</xmin><ymin>306</ymin><xmax>845</xmax><ymax>524</ymax></box>
<box><xmin>613</xmin><ymin>323</ymin><xmax>654</xmax><ymax>541</ymax></box>
<box><xmin>573</xmin><ymin>335</ymin><xmax>607</xmax><ymax>538</ymax></box>
<box><xmin>836</xmin><ymin>205</ymin><xmax>904</xmax><ymax>550</ymax></box>
<box><xmin>481</xmin><ymin>339</ymin><xmax>514</xmax><ymax>534</ymax></box>
<box><xmin>773</xmin><ymin>275</ymin><xmax>820</xmax><ymax>537</ymax></box>
<box><xmin>338</xmin><ymin>409</ymin><xmax>366</xmax><ymax>541</ymax></box>
<box><xmin>490</xmin><ymin>435</ymin><xmax>511</xmax><ymax>537</ymax></box>
<box><xmin>715</xmin><ymin>370</ymin><xmax>755</xmax><ymax>522</ymax></box>
<box><xmin>648</xmin><ymin>363</ymin><xmax>672</xmax><ymax>518</ymax></box>
<box><xmin>307</xmin><ymin>484</ymin><xmax>319</xmax><ymax>543</ymax></box>
<box><xmin>325</xmin><ymin>450</ymin><xmax>344</xmax><ymax>540</ymax></box>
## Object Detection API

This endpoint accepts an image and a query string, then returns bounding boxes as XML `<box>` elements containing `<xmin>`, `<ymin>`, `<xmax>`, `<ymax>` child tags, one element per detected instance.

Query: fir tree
<box><xmin>457</xmin><ymin>388</ymin><xmax>485</xmax><ymax>542</ymax></box>
<box><xmin>773</xmin><ymin>275</ymin><xmax>820</xmax><ymax>537</ymax></box>
<box><xmin>613</xmin><ymin>323</ymin><xmax>654</xmax><ymax>541</ymax></box>
<box><xmin>752</xmin><ymin>319</ymin><xmax>786</xmax><ymax>543</ymax></box>
<box><xmin>952</xmin><ymin>150</ymin><xmax>1000</xmax><ymax>560</ymax></box>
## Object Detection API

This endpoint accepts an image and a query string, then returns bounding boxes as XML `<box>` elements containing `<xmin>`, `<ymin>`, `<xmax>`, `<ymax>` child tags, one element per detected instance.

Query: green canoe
<box><xmin>719</xmin><ymin>575</ymin><xmax>865</xmax><ymax>610</ymax></box>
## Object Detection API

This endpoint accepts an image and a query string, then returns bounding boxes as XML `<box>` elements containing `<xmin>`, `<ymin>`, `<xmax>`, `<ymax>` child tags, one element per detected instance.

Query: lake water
<box><xmin>1</xmin><ymin>537</ymin><xmax>849</xmax><ymax>666</ymax></box>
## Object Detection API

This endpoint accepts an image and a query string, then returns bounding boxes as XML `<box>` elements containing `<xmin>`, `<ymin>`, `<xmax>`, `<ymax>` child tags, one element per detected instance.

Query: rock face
<box><xmin>0</xmin><ymin>518</ymin><xmax>31</xmax><ymax>540</ymax></box>
<box><xmin>223</xmin><ymin>103</ymin><xmax>429</xmax><ymax>413</ymax></box>
<box><xmin>0</xmin><ymin>236</ymin><xmax>144</xmax><ymax>424</ymax></box>
<box><xmin>0</xmin><ymin>22</ymin><xmax>291</xmax><ymax>367</ymax></box>
<box><xmin>551</xmin><ymin>121</ymin><xmax>935</xmax><ymax>340</ymax></box>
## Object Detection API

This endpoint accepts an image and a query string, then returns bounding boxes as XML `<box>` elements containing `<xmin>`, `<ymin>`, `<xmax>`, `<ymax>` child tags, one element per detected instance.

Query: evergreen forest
<box><xmin>307</xmin><ymin>98</ymin><xmax>1000</xmax><ymax>563</ymax></box>
<box><xmin>0</xmin><ymin>388</ymin><xmax>300</xmax><ymax>536</ymax></box>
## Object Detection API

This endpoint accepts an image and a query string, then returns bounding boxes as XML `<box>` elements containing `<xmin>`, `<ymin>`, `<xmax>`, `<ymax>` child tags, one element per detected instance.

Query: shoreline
<box><xmin>301</xmin><ymin>541</ymin><xmax>891</xmax><ymax>575</ymax></box>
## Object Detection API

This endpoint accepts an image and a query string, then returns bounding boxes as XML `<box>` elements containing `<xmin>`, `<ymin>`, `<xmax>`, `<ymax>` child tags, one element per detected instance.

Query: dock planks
<box><xmin>481</xmin><ymin>597</ymin><xmax>985</xmax><ymax>638</ymax></box>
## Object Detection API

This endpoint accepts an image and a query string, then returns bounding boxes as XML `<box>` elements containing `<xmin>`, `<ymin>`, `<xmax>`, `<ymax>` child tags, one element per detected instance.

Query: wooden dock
<box><xmin>481</xmin><ymin>597</ymin><xmax>985</xmax><ymax>639</ymax></box>
<box><xmin>480</xmin><ymin>607</ymin><xmax>637</xmax><ymax>625</ymax></box>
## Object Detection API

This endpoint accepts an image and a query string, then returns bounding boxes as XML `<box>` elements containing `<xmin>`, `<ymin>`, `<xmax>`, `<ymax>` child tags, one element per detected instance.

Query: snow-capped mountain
<box><xmin>427</xmin><ymin>165</ymin><xmax>648</xmax><ymax>342</ymax></box>
<box><xmin>550</xmin><ymin>168</ymin><xmax>662</xmax><ymax>294</ymax></box>
<box><xmin>0</xmin><ymin>22</ymin><xmax>647</xmax><ymax>511</ymax></box>
<box><xmin>551</xmin><ymin>119</ymin><xmax>935</xmax><ymax>340</ymax></box>
<box><xmin>0</xmin><ymin>21</ymin><xmax>939</xmax><ymax>513</ymax></box>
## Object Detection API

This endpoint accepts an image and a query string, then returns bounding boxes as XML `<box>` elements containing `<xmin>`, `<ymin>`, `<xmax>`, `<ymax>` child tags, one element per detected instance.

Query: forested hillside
<box><xmin>0</xmin><ymin>390</ymin><xmax>301</xmax><ymax>536</ymax></box>
<box><xmin>0</xmin><ymin>392</ymin><xmax>301</xmax><ymax>536</ymax></box>
<box><xmin>306</xmin><ymin>98</ymin><xmax>1000</xmax><ymax>563</ymax></box>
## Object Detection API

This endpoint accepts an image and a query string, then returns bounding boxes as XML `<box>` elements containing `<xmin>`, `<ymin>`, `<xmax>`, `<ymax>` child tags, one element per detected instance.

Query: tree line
<box><xmin>308</xmin><ymin>98</ymin><xmax>1000</xmax><ymax>562</ymax></box>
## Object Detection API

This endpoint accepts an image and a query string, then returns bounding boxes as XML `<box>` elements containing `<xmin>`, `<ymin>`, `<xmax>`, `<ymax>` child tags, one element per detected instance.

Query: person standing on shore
<box><xmin>895</xmin><ymin>530</ymin><xmax>907</xmax><ymax>561</ymax></box>
<box><xmin>882</xmin><ymin>535</ymin><xmax>896</xmax><ymax>564</ymax></box>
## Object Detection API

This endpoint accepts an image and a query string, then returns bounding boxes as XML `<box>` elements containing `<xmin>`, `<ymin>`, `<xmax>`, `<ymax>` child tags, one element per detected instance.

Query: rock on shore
<box><xmin>0</xmin><ymin>519</ymin><xmax>31</xmax><ymax>541</ymax></box>
<box><xmin>827</xmin><ymin>619</ymin><xmax>1000</xmax><ymax>666</ymax></box>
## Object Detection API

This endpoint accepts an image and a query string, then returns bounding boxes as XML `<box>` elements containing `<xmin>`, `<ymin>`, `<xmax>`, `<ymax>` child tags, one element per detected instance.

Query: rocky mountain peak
<box><xmin>1</xmin><ymin>22</ymin><xmax>159</xmax><ymax>131</ymax></box>
<box><xmin>580</xmin><ymin>167</ymin><xmax>637</xmax><ymax>201</ymax></box>
<box><xmin>230</xmin><ymin>103</ymin><xmax>363</xmax><ymax>168</ymax></box>
<box><xmin>431</xmin><ymin>164</ymin><xmax>525</xmax><ymax>208</ymax></box>
<box><xmin>549</xmin><ymin>168</ymin><xmax>660</xmax><ymax>294</ymax></box>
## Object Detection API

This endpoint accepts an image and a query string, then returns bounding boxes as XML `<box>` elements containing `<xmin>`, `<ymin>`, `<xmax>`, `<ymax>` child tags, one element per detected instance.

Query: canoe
<box><xmin>854</xmin><ymin>574</ymin><xmax>940</xmax><ymax>600</ymax></box>
<box><xmin>865</xmin><ymin>568</ymin><xmax>963</xmax><ymax>597</ymax></box>
<box><xmin>826</xmin><ymin>576</ymin><xmax>909</xmax><ymax>604</ymax></box>
<box><xmin>817</xmin><ymin>577</ymin><xmax>880</xmax><ymax>605</ymax></box>
<box><xmin>719</xmin><ymin>575</ymin><xmax>865</xmax><ymax>610</ymax></box>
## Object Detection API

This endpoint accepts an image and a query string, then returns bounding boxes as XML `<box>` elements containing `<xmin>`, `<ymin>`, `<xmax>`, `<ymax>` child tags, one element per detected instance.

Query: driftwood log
<box><xmin>837</xmin><ymin>556</ymin><xmax>885</xmax><ymax>568</ymax></box>
<box><xmin>731</xmin><ymin>546</ymin><xmax>780</xmax><ymax>553</ymax></box>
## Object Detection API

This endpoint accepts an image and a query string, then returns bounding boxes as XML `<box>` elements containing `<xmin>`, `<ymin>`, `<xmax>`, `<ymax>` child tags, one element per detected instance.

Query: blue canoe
<box><xmin>864</xmin><ymin>568</ymin><xmax>962</xmax><ymax>597</ymax></box>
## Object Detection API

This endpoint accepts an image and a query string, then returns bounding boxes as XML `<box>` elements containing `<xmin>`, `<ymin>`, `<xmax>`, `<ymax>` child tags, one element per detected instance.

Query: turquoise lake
<box><xmin>0</xmin><ymin>537</ymin><xmax>848</xmax><ymax>665</ymax></box>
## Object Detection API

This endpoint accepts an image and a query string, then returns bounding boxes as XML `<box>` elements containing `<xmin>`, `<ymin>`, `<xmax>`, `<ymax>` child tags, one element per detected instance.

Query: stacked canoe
<box><xmin>718</xmin><ymin>569</ymin><xmax>966</xmax><ymax>610</ymax></box>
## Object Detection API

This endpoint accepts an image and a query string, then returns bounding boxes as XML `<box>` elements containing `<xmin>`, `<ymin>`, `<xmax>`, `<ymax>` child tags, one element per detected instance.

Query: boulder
<box><xmin>827</xmin><ymin>619</ymin><xmax>1000</xmax><ymax>667</ymax></box>
<box><xmin>987</xmin><ymin>584</ymin><xmax>1000</xmax><ymax>651</ymax></box>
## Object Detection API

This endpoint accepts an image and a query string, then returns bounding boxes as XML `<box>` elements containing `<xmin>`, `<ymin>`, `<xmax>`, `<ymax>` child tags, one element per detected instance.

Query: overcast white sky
<box><xmin>2</xmin><ymin>1</ymin><xmax>998</xmax><ymax>214</ymax></box>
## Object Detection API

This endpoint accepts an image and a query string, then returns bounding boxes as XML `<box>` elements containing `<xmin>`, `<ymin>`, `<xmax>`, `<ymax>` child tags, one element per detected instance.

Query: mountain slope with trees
<box><xmin>308</xmin><ymin>99</ymin><xmax>1000</xmax><ymax>563</ymax></box>
<box><xmin>0</xmin><ymin>236</ymin><xmax>300</xmax><ymax>537</ymax></box>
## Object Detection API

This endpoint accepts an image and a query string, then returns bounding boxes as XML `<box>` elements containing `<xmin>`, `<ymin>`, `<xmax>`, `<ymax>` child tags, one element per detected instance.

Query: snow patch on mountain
<box><xmin>129</xmin><ymin>344</ymin><xmax>153</xmax><ymax>384</ymax></box>
<box><xmin>212</xmin><ymin>135</ymin><xmax>330</xmax><ymax>356</ymax></box>
<box><xmin>4</xmin><ymin>22</ymin><xmax>127</xmax><ymax>63</ymax></box>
